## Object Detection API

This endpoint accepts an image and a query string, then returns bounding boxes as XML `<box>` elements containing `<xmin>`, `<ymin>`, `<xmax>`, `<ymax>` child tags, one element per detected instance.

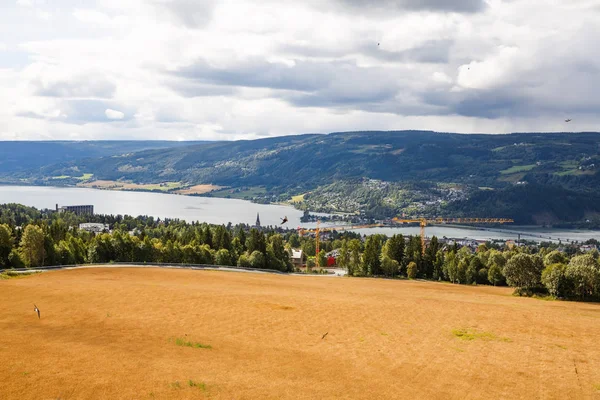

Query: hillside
<box><xmin>0</xmin><ymin>141</ymin><xmax>209</xmax><ymax>174</ymax></box>
<box><xmin>5</xmin><ymin>131</ymin><xmax>600</xmax><ymax>224</ymax></box>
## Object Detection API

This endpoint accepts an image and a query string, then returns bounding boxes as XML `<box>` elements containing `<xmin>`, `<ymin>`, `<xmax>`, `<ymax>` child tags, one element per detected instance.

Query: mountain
<box><xmin>0</xmin><ymin>141</ymin><xmax>209</xmax><ymax>173</ymax></box>
<box><xmin>4</xmin><ymin>131</ymin><xmax>600</xmax><ymax>225</ymax></box>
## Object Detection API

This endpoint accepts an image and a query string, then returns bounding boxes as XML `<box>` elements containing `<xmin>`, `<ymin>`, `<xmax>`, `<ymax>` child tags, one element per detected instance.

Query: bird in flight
<box><xmin>280</xmin><ymin>216</ymin><xmax>288</xmax><ymax>225</ymax></box>
<box><xmin>34</xmin><ymin>304</ymin><xmax>40</xmax><ymax>319</ymax></box>
<box><xmin>565</xmin><ymin>119</ymin><xmax>572</xmax><ymax>122</ymax></box>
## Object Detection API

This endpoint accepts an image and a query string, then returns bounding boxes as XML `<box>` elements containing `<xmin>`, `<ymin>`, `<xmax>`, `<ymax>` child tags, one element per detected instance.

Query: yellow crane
<box><xmin>297</xmin><ymin>218</ymin><xmax>515</xmax><ymax>266</ymax></box>
<box><xmin>391</xmin><ymin>218</ymin><xmax>514</xmax><ymax>255</ymax></box>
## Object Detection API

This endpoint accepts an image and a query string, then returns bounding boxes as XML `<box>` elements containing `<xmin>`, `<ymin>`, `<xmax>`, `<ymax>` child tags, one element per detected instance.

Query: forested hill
<box><xmin>20</xmin><ymin>130</ymin><xmax>600</xmax><ymax>189</ymax></box>
<box><xmin>0</xmin><ymin>141</ymin><xmax>209</xmax><ymax>173</ymax></box>
<box><xmin>5</xmin><ymin>130</ymin><xmax>600</xmax><ymax>224</ymax></box>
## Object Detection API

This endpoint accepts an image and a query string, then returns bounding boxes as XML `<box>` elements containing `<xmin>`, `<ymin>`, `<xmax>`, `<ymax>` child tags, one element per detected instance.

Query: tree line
<box><xmin>1</xmin><ymin>203</ymin><xmax>599</xmax><ymax>302</ymax></box>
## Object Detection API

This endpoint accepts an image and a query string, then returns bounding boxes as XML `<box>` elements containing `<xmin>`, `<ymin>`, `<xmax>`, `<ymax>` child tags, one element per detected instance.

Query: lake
<box><xmin>0</xmin><ymin>186</ymin><xmax>599</xmax><ymax>243</ymax></box>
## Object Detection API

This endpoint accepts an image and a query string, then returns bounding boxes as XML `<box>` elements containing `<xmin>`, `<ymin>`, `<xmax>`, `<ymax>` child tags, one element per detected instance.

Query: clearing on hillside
<box><xmin>1</xmin><ymin>268</ymin><xmax>599</xmax><ymax>399</ymax></box>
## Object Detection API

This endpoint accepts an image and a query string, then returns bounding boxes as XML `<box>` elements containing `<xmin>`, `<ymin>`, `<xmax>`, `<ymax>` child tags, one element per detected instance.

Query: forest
<box><xmin>1</xmin><ymin>203</ymin><xmax>599</xmax><ymax>302</ymax></box>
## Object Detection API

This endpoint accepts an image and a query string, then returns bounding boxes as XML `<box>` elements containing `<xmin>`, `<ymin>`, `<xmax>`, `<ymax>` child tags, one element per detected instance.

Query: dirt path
<box><xmin>1</xmin><ymin>268</ymin><xmax>599</xmax><ymax>399</ymax></box>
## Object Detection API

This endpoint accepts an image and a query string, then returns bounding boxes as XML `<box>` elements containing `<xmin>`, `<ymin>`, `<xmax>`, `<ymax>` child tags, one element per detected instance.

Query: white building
<box><xmin>78</xmin><ymin>223</ymin><xmax>109</xmax><ymax>233</ymax></box>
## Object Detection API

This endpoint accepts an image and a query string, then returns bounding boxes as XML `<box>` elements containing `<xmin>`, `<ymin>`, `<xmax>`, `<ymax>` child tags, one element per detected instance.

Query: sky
<box><xmin>0</xmin><ymin>0</ymin><xmax>599</xmax><ymax>140</ymax></box>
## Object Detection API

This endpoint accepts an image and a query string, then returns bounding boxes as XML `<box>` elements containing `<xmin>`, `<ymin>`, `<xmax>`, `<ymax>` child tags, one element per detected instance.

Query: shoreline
<box><xmin>1</xmin><ymin>183</ymin><xmax>600</xmax><ymax>236</ymax></box>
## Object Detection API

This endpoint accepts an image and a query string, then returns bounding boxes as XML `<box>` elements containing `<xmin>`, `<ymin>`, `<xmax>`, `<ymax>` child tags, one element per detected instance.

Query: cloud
<box><xmin>2</xmin><ymin>0</ymin><xmax>600</xmax><ymax>140</ymax></box>
<box><xmin>105</xmin><ymin>108</ymin><xmax>125</xmax><ymax>120</ymax></box>
<box><xmin>33</xmin><ymin>75</ymin><xmax>116</xmax><ymax>98</ymax></box>
<box><xmin>166</xmin><ymin>80</ymin><xmax>237</xmax><ymax>98</ymax></box>
<box><xmin>314</xmin><ymin>0</ymin><xmax>487</xmax><ymax>14</ymax></box>
<box><xmin>169</xmin><ymin>58</ymin><xmax>410</xmax><ymax>111</ymax></box>
<box><xmin>149</xmin><ymin>0</ymin><xmax>216</xmax><ymax>28</ymax></box>
<box><xmin>17</xmin><ymin>100</ymin><xmax>133</xmax><ymax>124</ymax></box>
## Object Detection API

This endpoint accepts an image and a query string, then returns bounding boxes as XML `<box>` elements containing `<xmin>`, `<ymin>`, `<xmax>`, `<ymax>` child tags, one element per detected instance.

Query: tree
<box><xmin>8</xmin><ymin>249</ymin><xmax>24</xmax><ymax>269</ymax></box>
<box><xmin>301</xmin><ymin>238</ymin><xmax>316</xmax><ymax>257</ymax></box>
<box><xmin>19</xmin><ymin>225</ymin><xmax>45</xmax><ymax>268</ymax></box>
<box><xmin>433</xmin><ymin>250</ymin><xmax>444</xmax><ymax>280</ymax></box>
<box><xmin>288</xmin><ymin>233</ymin><xmax>300</xmax><ymax>248</ymax></box>
<box><xmin>444</xmin><ymin>251</ymin><xmax>457</xmax><ymax>282</ymax></box>
<box><xmin>213</xmin><ymin>225</ymin><xmax>231</xmax><ymax>251</ymax></box>
<box><xmin>467</xmin><ymin>257</ymin><xmax>484</xmax><ymax>285</ymax></box>
<box><xmin>541</xmin><ymin>263</ymin><xmax>568</xmax><ymax>298</ymax></box>
<box><xmin>237</xmin><ymin>253</ymin><xmax>251</xmax><ymax>268</ymax></box>
<box><xmin>544</xmin><ymin>250</ymin><xmax>567</xmax><ymax>266</ymax></box>
<box><xmin>381</xmin><ymin>255</ymin><xmax>399</xmax><ymax>277</ymax></box>
<box><xmin>488</xmin><ymin>263</ymin><xmax>504</xmax><ymax>286</ymax></box>
<box><xmin>407</xmin><ymin>261</ymin><xmax>417</xmax><ymax>279</ymax></box>
<box><xmin>456</xmin><ymin>258</ymin><xmax>469</xmax><ymax>284</ymax></box>
<box><xmin>235</xmin><ymin>226</ymin><xmax>247</xmax><ymax>252</ymax></box>
<box><xmin>214</xmin><ymin>249</ymin><xmax>232</xmax><ymax>266</ymax></box>
<box><xmin>202</xmin><ymin>225</ymin><xmax>213</xmax><ymax>248</ymax></box>
<box><xmin>565</xmin><ymin>254</ymin><xmax>600</xmax><ymax>300</ymax></box>
<box><xmin>249</xmin><ymin>250</ymin><xmax>265</xmax><ymax>269</ymax></box>
<box><xmin>0</xmin><ymin>224</ymin><xmax>13</xmax><ymax>267</ymax></box>
<box><xmin>55</xmin><ymin>240</ymin><xmax>75</xmax><ymax>265</ymax></box>
<box><xmin>337</xmin><ymin>240</ymin><xmax>350</xmax><ymax>271</ymax></box>
<box><xmin>503</xmin><ymin>254</ymin><xmax>544</xmax><ymax>293</ymax></box>
<box><xmin>267</xmin><ymin>234</ymin><xmax>292</xmax><ymax>272</ymax></box>
<box><xmin>317</xmin><ymin>250</ymin><xmax>327</xmax><ymax>270</ymax></box>
<box><xmin>362</xmin><ymin>235</ymin><xmax>381</xmax><ymax>276</ymax></box>
<box><xmin>423</xmin><ymin>236</ymin><xmax>440</xmax><ymax>278</ymax></box>
<box><xmin>385</xmin><ymin>234</ymin><xmax>405</xmax><ymax>265</ymax></box>
<box><xmin>348</xmin><ymin>239</ymin><xmax>361</xmax><ymax>276</ymax></box>
<box><xmin>246</xmin><ymin>229</ymin><xmax>266</xmax><ymax>255</ymax></box>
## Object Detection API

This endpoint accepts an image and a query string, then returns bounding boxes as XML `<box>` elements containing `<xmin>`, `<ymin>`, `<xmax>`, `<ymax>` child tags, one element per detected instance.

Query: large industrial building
<box><xmin>56</xmin><ymin>204</ymin><xmax>94</xmax><ymax>216</ymax></box>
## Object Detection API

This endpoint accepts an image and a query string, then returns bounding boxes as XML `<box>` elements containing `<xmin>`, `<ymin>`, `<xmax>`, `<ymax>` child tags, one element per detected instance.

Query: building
<box><xmin>254</xmin><ymin>213</ymin><xmax>261</xmax><ymax>229</ymax></box>
<box><xmin>56</xmin><ymin>204</ymin><xmax>94</xmax><ymax>216</ymax></box>
<box><xmin>78</xmin><ymin>223</ymin><xmax>109</xmax><ymax>233</ymax></box>
<box><xmin>290</xmin><ymin>249</ymin><xmax>305</xmax><ymax>268</ymax></box>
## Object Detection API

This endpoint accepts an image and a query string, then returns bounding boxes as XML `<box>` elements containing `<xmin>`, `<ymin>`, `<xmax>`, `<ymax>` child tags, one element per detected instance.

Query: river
<box><xmin>0</xmin><ymin>186</ymin><xmax>599</xmax><ymax>243</ymax></box>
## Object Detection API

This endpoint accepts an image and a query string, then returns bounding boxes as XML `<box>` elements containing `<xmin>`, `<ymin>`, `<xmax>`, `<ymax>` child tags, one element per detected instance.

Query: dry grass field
<box><xmin>1</xmin><ymin>267</ymin><xmax>600</xmax><ymax>400</ymax></box>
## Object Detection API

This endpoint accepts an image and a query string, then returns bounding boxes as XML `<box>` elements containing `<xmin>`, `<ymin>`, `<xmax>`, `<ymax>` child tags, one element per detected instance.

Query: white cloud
<box><xmin>105</xmin><ymin>108</ymin><xmax>125</xmax><ymax>120</ymax></box>
<box><xmin>0</xmin><ymin>0</ymin><xmax>599</xmax><ymax>140</ymax></box>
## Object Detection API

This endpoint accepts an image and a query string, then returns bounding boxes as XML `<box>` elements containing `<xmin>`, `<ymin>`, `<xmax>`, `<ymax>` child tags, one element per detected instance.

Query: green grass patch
<box><xmin>559</xmin><ymin>161</ymin><xmax>578</xmax><ymax>169</ymax></box>
<box><xmin>554</xmin><ymin>169</ymin><xmax>594</xmax><ymax>177</ymax></box>
<box><xmin>0</xmin><ymin>271</ymin><xmax>41</xmax><ymax>280</ymax></box>
<box><xmin>499</xmin><ymin>164</ymin><xmax>537</xmax><ymax>175</ymax></box>
<box><xmin>210</xmin><ymin>186</ymin><xmax>267</xmax><ymax>200</ymax></box>
<box><xmin>492</xmin><ymin>146</ymin><xmax>507</xmax><ymax>152</ymax></box>
<box><xmin>555</xmin><ymin>344</ymin><xmax>567</xmax><ymax>350</ymax></box>
<box><xmin>188</xmin><ymin>380</ymin><xmax>207</xmax><ymax>391</ymax></box>
<box><xmin>51</xmin><ymin>175</ymin><xmax>71</xmax><ymax>180</ymax></box>
<box><xmin>143</xmin><ymin>182</ymin><xmax>182</xmax><ymax>191</ymax></box>
<box><xmin>452</xmin><ymin>328</ymin><xmax>511</xmax><ymax>342</ymax></box>
<box><xmin>291</xmin><ymin>193</ymin><xmax>306</xmax><ymax>203</ymax></box>
<box><xmin>172</xmin><ymin>337</ymin><xmax>212</xmax><ymax>349</ymax></box>
<box><xmin>170</xmin><ymin>381</ymin><xmax>182</xmax><ymax>389</ymax></box>
<box><xmin>478</xmin><ymin>187</ymin><xmax>495</xmax><ymax>191</ymax></box>
<box><xmin>76</xmin><ymin>173</ymin><xmax>94</xmax><ymax>181</ymax></box>
<box><xmin>593</xmin><ymin>384</ymin><xmax>600</xmax><ymax>391</ymax></box>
